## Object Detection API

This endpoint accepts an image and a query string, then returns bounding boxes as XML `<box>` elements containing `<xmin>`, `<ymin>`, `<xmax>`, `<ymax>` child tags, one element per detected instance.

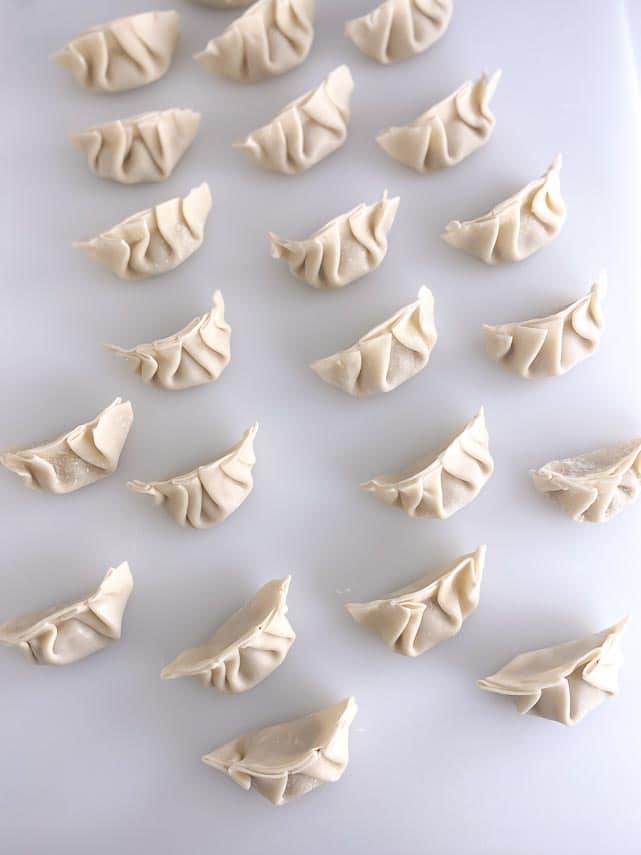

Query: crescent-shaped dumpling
<box><xmin>0</xmin><ymin>398</ymin><xmax>133</xmax><ymax>495</ymax></box>
<box><xmin>442</xmin><ymin>155</ymin><xmax>566</xmax><ymax>264</ymax></box>
<box><xmin>161</xmin><ymin>577</ymin><xmax>295</xmax><ymax>692</ymax></box>
<box><xmin>194</xmin><ymin>0</ymin><xmax>315</xmax><ymax>83</ymax></box>
<box><xmin>345</xmin><ymin>0</ymin><xmax>452</xmax><ymax>64</ymax></box>
<box><xmin>270</xmin><ymin>191</ymin><xmax>399</xmax><ymax>289</ymax></box>
<box><xmin>74</xmin><ymin>183</ymin><xmax>212</xmax><ymax>281</ymax></box>
<box><xmin>51</xmin><ymin>11</ymin><xmax>180</xmax><ymax>93</ymax></box>
<box><xmin>377</xmin><ymin>70</ymin><xmax>501</xmax><ymax>172</ymax></box>
<box><xmin>483</xmin><ymin>272</ymin><xmax>606</xmax><ymax>379</ymax></box>
<box><xmin>105</xmin><ymin>291</ymin><xmax>231</xmax><ymax>391</ymax></box>
<box><xmin>234</xmin><ymin>65</ymin><xmax>353</xmax><ymax>175</ymax></box>
<box><xmin>478</xmin><ymin>618</ymin><xmax>628</xmax><ymax>726</ymax></box>
<box><xmin>362</xmin><ymin>408</ymin><xmax>494</xmax><ymax>519</ymax></box>
<box><xmin>530</xmin><ymin>437</ymin><xmax>641</xmax><ymax>523</ymax></box>
<box><xmin>311</xmin><ymin>286</ymin><xmax>437</xmax><ymax>396</ymax></box>
<box><xmin>202</xmin><ymin>697</ymin><xmax>357</xmax><ymax>805</ymax></box>
<box><xmin>346</xmin><ymin>546</ymin><xmax>485</xmax><ymax>656</ymax></box>
<box><xmin>128</xmin><ymin>424</ymin><xmax>258</xmax><ymax>529</ymax></box>
<box><xmin>70</xmin><ymin>109</ymin><xmax>201</xmax><ymax>185</ymax></box>
<box><xmin>0</xmin><ymin>562</ymin><xmax>134</xmax><ymax>666</ymax></box>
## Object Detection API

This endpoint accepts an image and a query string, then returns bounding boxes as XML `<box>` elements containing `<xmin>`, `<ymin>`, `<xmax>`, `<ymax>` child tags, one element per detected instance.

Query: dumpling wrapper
<box><xmin>478</xmin><ymin>618</ymin><xmax>628</xmax><ymax>726</ymax></box>
<box><xmin>311</xmin><ymin>286</ymin><xmax>437</xmax><ymax>396</ymax></box>
<box><xmin>362</xmin><ymin>408</ymin><xmax>494</xmax><ymax>519</ymax></box>
<box><xmin>0</xmin><ymin>398</ymin><xmax>133</xmax><ymax>495</ymax></box>
<box><xmin>346</xmin><ymin>546</ymin><xmax>485</xmax><ymax>656</ymax></box>
<box><xmin>202</xmin><ymin>697</ymin><xmax>357</xmax><ymax>805</ymax></box>
<box><xmin>0</xmin><ymin>562</ymin><xmax>133</xmax><ymax>666</ymax></box>
<box><xmin>161</xmin><ymin>577</ymin><xmax>294</xmax><ymax>692</ymax></box>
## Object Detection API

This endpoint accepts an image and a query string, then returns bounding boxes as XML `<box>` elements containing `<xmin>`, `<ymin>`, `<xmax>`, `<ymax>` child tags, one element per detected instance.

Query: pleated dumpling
<box><xmin>362</xmin><ymin>408</ymin><xmax>494</xmax><ymax>519</ymax></box>
<box><xmin>270</xmin><ymin>191</ymin><xmax>399</xmax><ymax>289</ymax></box>
<box><xmin>530</xmin><ymin>438</ymin><xmax>641</xmax><ymax>523</ymax></box>
<box><xmin>74</xmin><ymin>183</ymin><xmax>212</xmax><ymax>281</ymax></box>
<box><xmin>105</xmin><ymin>291</ymin><xmax>231</xmax><ymax>391</ymax></box>
<box><xmin>311</xmin><ymin>286</ymin><xmax>437</xmax><ymax>396</ymax></box>
<box><xmin>377</xmin><ymin>70</ymin><xmax>501</xmax><ymax>172</ymax></box>
<box><xmin>51</xmin><ymin>11</ymin><xmax>180</xmax><ymax>93</ymax></box>
<box><xmin>202</xmin><ymin>697</ymin><xmax>357</xmax><ymax>805</ymax></box>
<box><xmin>0</xmin><ymin>398</ymin><xmax>133</xmax><ymax>495</ymax></box>
<box><xmin>345</xmin><ymin>0</ymin><xmax>452</xmax><ymax>64</ymax></box>
<box><xmin>346</xmin><ymin>546</ymin><xmax>485</xmax><ymax>656</ymax></box>
<box><xmin>194</xmin><ymin>0</ymin><xmax>315</xmax><ymax>83</ymax></box>
<box><xmin>478</xmin><ymin>618</ymin><xmax>628</xmax><ymax>726</ymax></box>
<box><xmin>483</xmin><ymin>272</ymin><xmax>606</xmax><ymax>379</ymax></box>
<box><xmin>234</xmin><ymin>65</ymin><xmax>353</xmax><ymax>175</ymax></box>
<box><xmin>442</xmin><ymin>155</ymin><xmax>566</xmax><ymax>264</ymax></box>
<box><xmin>161</xmin><ymin>577</ymin><xmax>295</xmax><ymax>692</ymax></box>
<box><xmin>70</xmin><ymin>109</ymin><xmax>201</xmax><ymax>184</ymax></box>
<box><xmin>0</xmin><ymin>562</ymin><xmax>133</xmax><ymax>666</ymax></box>
<box><xmin>128</xmin><ymin>424</ymin><xmax>257</xmax><ymax>529</ymax></box>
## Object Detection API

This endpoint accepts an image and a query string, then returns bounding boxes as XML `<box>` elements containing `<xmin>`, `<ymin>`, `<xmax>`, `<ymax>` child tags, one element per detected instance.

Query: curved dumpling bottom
<box><xmin>345</xmin><ymin>0</ymin><xmax>452</xmax><ymax>64</ymax></box>
<box><xmin>128</xmin><ymin>424</ymin><xmax>258</xmax><ymax>529</ymax></box>
<box><xmin>51</xmin><ymin>11</ymin><xmax>180</xmax><ymax>93</ymax></box>
<box><xmin>202</xmin><ymin>697</ymin><xmax>357</xmax><ymax>805</ymax></box>
<box><xmin>0</xmin><ymin>562</ymin><xmax>133</xmax><ymax>666</ymax></box>
<box><xmin>362</xmin><ymin>408</ymin><xmax>494</xmax><ymax>519</ymax></box>
<box><xmin>270</xmin><ymin>191</ymin><xmax>399</xmax><ymax>289</ymax></box>
<box><xmin>234</xmin><ymin>65</ymin><xmax>353</xmax><ymax>175</ymax></box>
<box><xmin>483</xmin><ymin>272</ymin><xmax>606</xmax><ymax>379</ymax></box>
<box><xmin>346</xmin><ymin>546</ymin><xmax>485</xmax><ymax>656</ymax></box>
<box><xmin>311</xmin><ymin>286</ymin><xmax>437</xmax><ymax>396</ymax></box>
<box><xmin>478</xmin><ymin>618</ymin><xmax>628</xmax><ymax>726</ymax></box>
<box><xmin>530</xmin><ymin>437</ymin><xmax>641</xmax><ymax>523</ymax></box>
<box><xmin>377</xmin><ymin>70</ymin><xmax>501</xmax><ymax>172</ymax></box>
<box><xmin>194</xmin><ymin>0</ymin><xmax>315</xmax><ymax>83</ymax></box>
<box><xmin>74</xmin><ymin>183</ymin><xmax>212</xmax><ymax>281</ymax></box>
<box><xmin>71</xmin><ymin>109</ymin><xmax>201</xmax><ymax>184</ymax></box>
<box><xmin>161</xmin><ymin>577</ymin><xmax>295</xmax><ymax>692</ymax></box>
<box><xmin>105</xmin><ymin>291</ymin><xmax>231</xmax><ymax>390</ymax></box>
<box><xmin>0</xmin><ymin>398</ymin><xmax>133</xmax><ymax>495</ymax></box>
<box><xmin>442</xmin><ymin>155</ymin><xmax>566</xmax><ymax>264</ymax></box>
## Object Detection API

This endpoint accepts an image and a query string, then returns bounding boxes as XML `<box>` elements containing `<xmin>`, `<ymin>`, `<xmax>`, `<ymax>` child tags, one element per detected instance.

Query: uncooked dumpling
<box><xmin>161</xmin><ymin>577</ymin><xmax>294</xmax><ymax>692</ymax></box>
<box><xmin>346</xmin><ymin>546</ymin><xmax>485</xmax><ymax>656</ymax></box>
<box><xmin>0</xmin><ymin>562</ymin><xmax>133</xmax><ymax>666</ymax></box>
<box><xmin>311</xmin><ymin>286</ymin><xmax>437</xmax><ymax>396</ymax></box>
<box><xmin>478</xmin><ymin>618</ymin><xmax>628</xmax><ymax>726</ymax></box>
<box><xmin>202</xmin><ymin>697</ymin><xmax>357</xmax><ymax>805</ymax></box>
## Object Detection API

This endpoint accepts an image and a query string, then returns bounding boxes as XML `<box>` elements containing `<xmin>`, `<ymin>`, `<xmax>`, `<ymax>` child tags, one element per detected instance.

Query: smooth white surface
<box><xmin>1</xmin><ymin>2</ymin><xmax>640</xmax><ymax>853</ymax></box>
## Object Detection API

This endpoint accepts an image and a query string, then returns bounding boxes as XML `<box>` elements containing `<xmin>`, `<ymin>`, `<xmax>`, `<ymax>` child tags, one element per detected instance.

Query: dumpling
<box><xmin>269</xmin><ymin>191</ymin><xmax>399</xmax><ymax>289</ymax></box>
<box><xmin>192</xmin><ymin>0</ymin><xmax>252</xmax><ymax>6</ymax></box>
<box><xmin>483</xmin><ymin>272</ymin><xmax>606</xmax><ymax>379</ymax></box>
<box><xmin>70</xmin><ymin>109</ymin><xmax>201</xmax><ymax>185</ymax></box>
<box><xmin>234</xmin><ymin>65</ymin><xmax>353</xmax><ymax>175</ymax></box>
<box><xmin>194</xmin><ymin>0</ymin><xmax>315</xmax><ymax>83</ymax></box>
<box><xmin>161</xmin><ymin>577</ymin><xmax>294</xmax><ymax>692</ymax></box>
<box><xmin>128</xmin><ymin>423</ymin><xmax>257</xmax><ymax>529</ymax></box>
<box><xmin>0</xmin><ymin>562</ymin><xmax>133</xmax><ymax>666</ymax></box>
<box><xmin>202</xmin><ymin>697</ymin><xmax>357</xmax><ymax>805</ymax></box>
<box><xmin>442</xmin><ymin>155</ymin><xmax>566</xmax><ymax>264</ymax></box>
<box><xmin>0</xmin><ymin>398</ymin><xmax>133</xmax><ymax>495</ymax></box>
<box><xmin>73</xmin><ymin>183</ymin><xmax>212</xmax><ymax>281</ymax></box>
<box><xmin>478</xmin><ymin>618</ymin><xmax>628</xmax><ymax>726</ymax></box>
<box><xmin>105</xmin><ymin>291</ymin><xmax>231</xmax><ymax>391</ymax></box>
<box><xmin>530</xmin><ymin>438</ymin><xmax>641</xmax><ymax>523</ymax></box>
<box><xmin>51</xmin><ymin>11</ymin><xmax>180</xmax><ymax>93</ymax></box>
<box><xmin>345</xmin><ymin>0</ymin><xmax>452</xmax><ymax>64</ymax></box>
<box><xmin>311</xmin><ymin>286</ymin><xmax>437</xmax><ymax>396</ymax></box>
<box><xmin>362</xmin><ymin>408</ymin><xmax>493</xmax><ymax>519</ymax></box>
<box><xmin>377</xmin><ymin>70</ymin><xmax>501</xmax><ymax>172</ymax></box>
<box><xmin>346</xmin><ymin>546</ymin><xmax>485</xmax><ymax>656</ymax></box>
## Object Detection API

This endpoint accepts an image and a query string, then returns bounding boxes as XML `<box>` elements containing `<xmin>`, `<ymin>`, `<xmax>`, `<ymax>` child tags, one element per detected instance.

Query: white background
<box><xmin>1</xmin><ymin>1</ymin><xmax>641</xmax><ymax>853</ymax></box>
